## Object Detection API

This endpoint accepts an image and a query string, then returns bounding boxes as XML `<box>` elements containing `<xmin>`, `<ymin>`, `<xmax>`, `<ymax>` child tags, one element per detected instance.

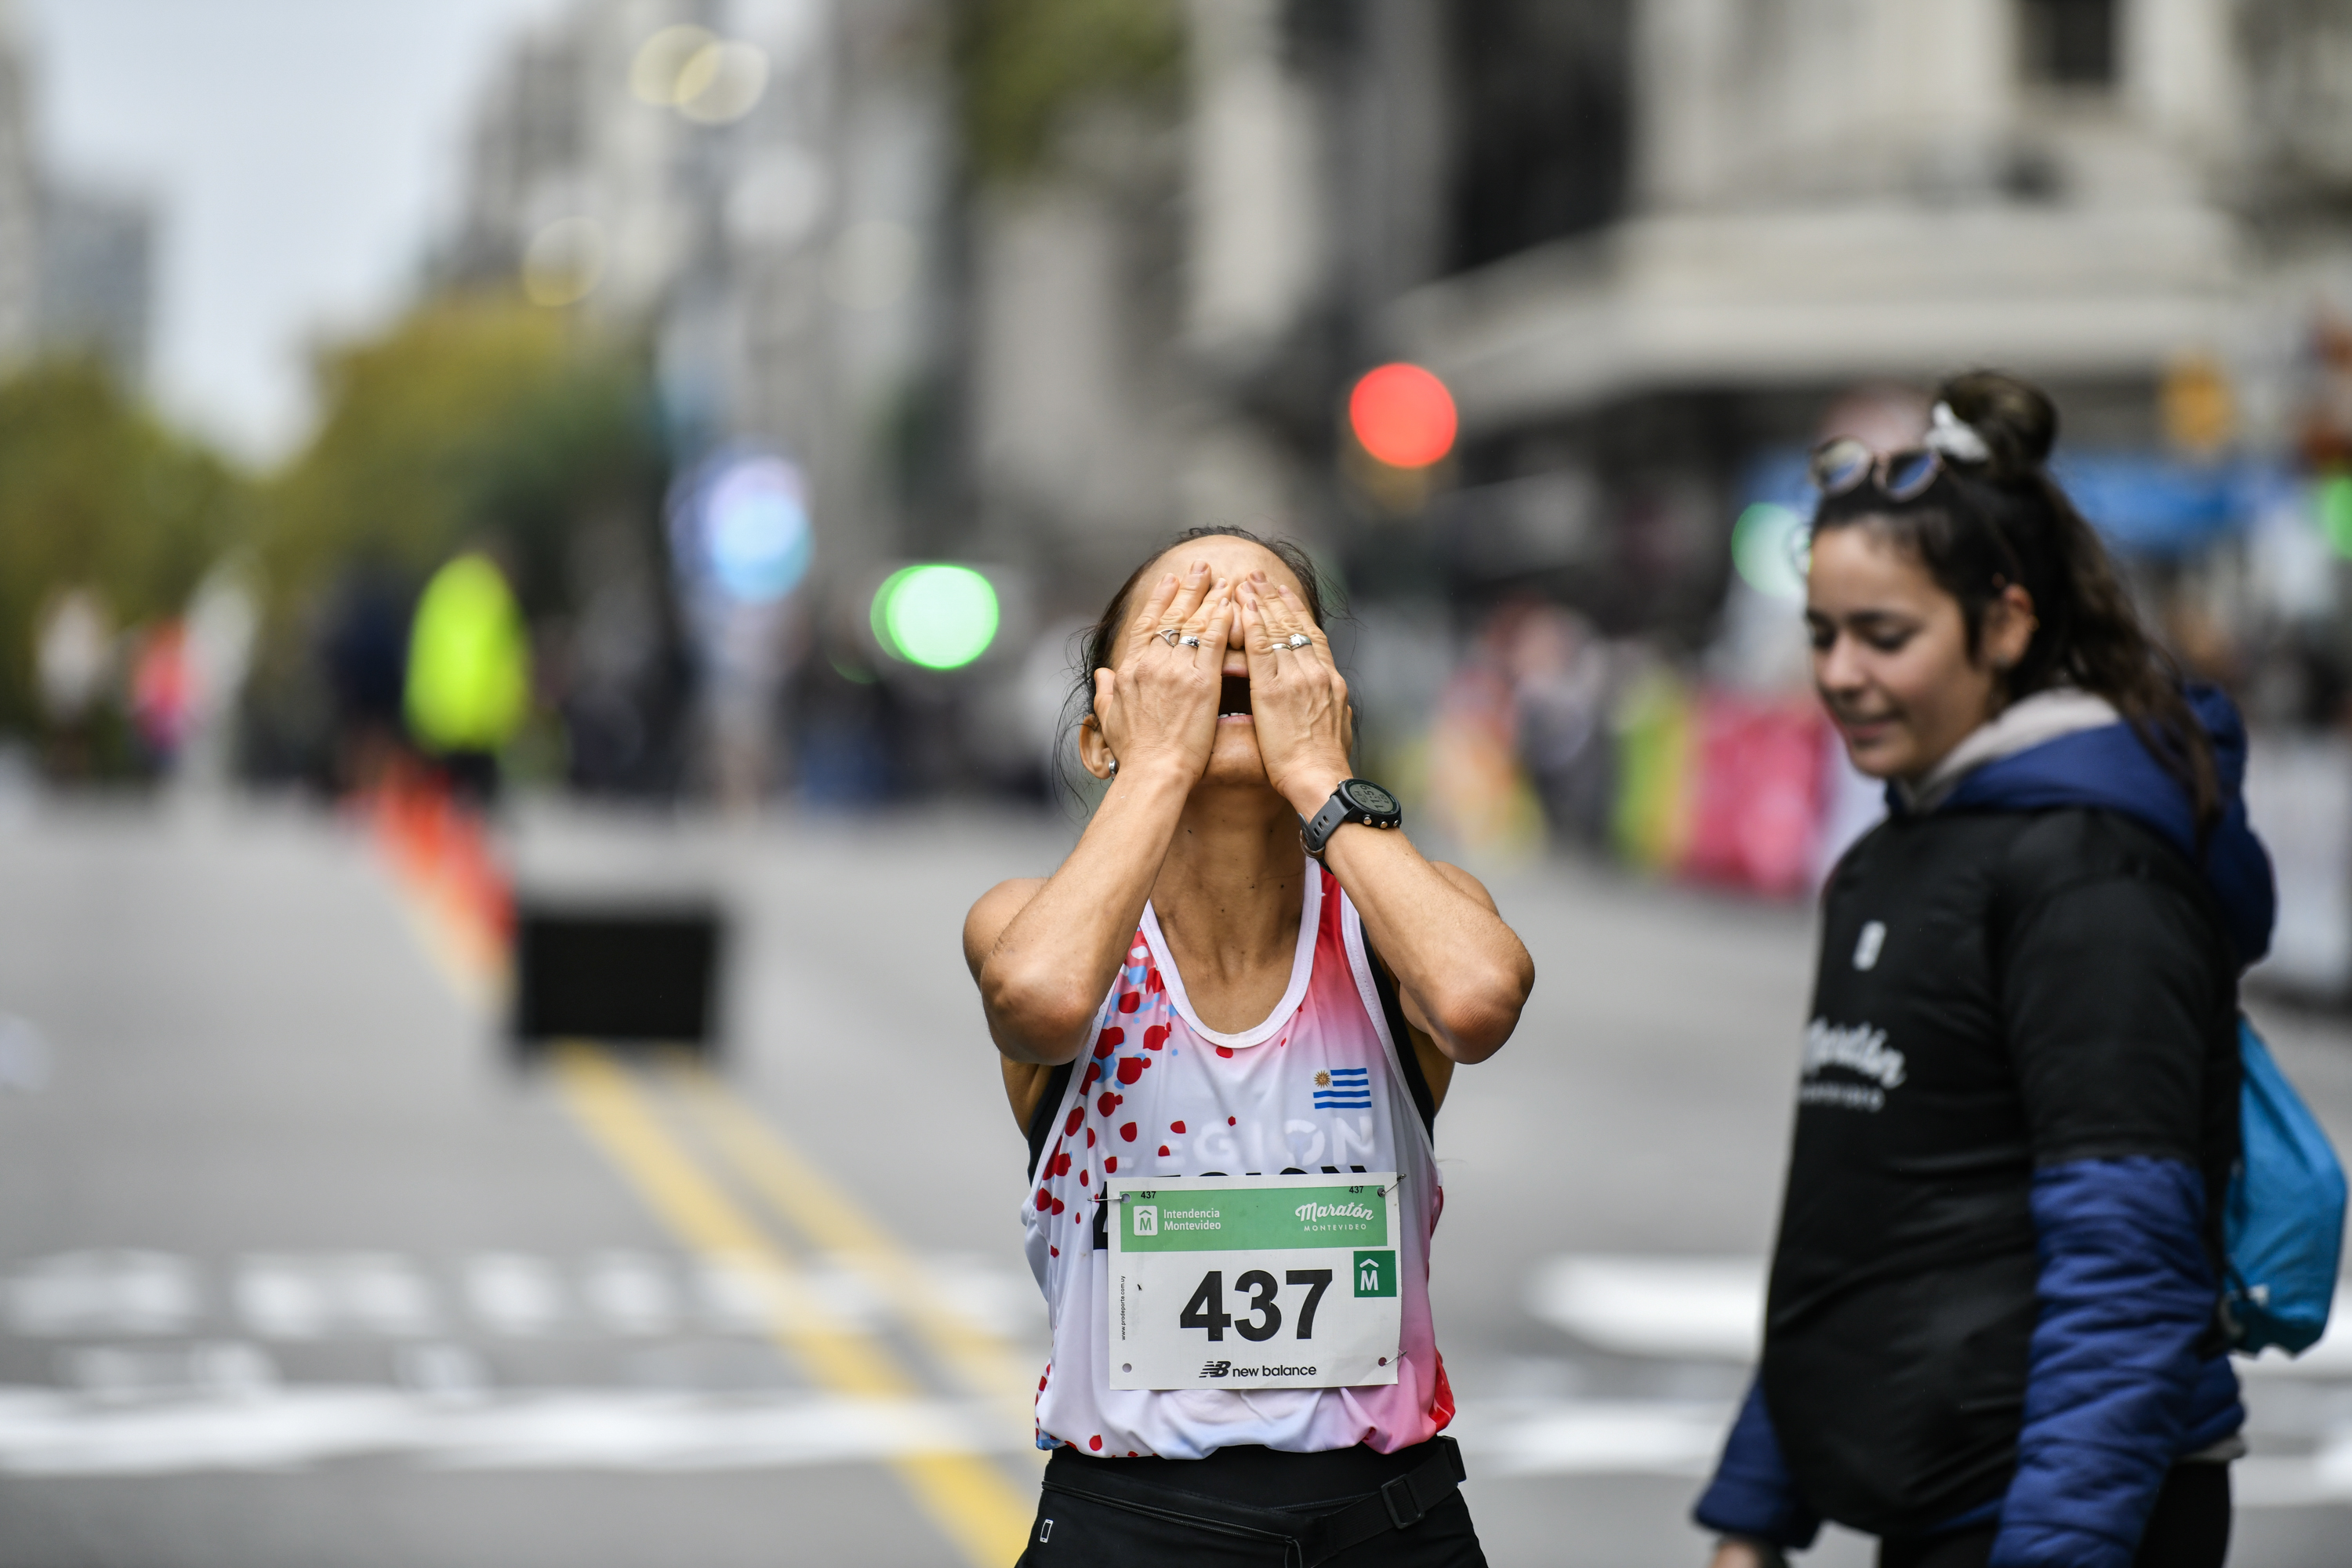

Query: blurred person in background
<box><xmin>1697</xmin><ymin>373</ymin><xmax>2274</xmax><ymax>1568</ymax></box>
<box><xmin>404</xmin><ymin>550</ymin><xmax>532</xmax><ymax>805</ymax></box>
<box><xmin>965</xmin><ymin>527</ymin><xmax>1534</xmax><ymax>1566</ymax></box>
<box><xmin>34</xmin><ymin>587</ymin><xmax>114</xmax><ymax>781</ymax></box>
<box><xmin>320</xmin><ymin>568</ymin><xmax>414</xmax><ymax>796</ymax></box>
<box><xmin>1503</xmin><ymin>603</ymin><xmax>1614</xmax><ymax>851</ymax></box>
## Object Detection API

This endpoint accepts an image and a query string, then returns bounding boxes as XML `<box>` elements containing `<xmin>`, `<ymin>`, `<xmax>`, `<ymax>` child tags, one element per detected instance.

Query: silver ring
<box><xmin>1179</xmin><ymin>634</ymin><xmax>1203</xmax><ymax>648</ymax></box>
<box><xmin>1284</xmin><ymin>633</ymin><xmax>1311</xmax><ymax>651</ymax></box>
<box><xmin>1157</xmin><ymin>628</ymin><xmax>1181</xmax><ymax>647</ymax></box>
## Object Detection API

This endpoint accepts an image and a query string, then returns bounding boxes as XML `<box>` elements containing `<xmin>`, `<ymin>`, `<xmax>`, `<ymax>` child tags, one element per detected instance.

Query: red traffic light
<box><xmin>1348</xmin><ymin>363</ymin><xmax>1457</xmax><ymax>469</ymax></box>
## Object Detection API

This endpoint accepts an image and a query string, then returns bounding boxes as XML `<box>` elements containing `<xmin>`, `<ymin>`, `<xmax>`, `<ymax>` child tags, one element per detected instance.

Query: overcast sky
<box><xmin>19</xmin><ymin>0</ymin><xmax>567</xmax><ymax>463</ymax></box>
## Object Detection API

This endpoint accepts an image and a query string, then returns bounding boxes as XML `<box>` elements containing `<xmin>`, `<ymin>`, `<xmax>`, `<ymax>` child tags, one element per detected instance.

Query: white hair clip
<box><xmin>1925</xmin><ymin>401</ymin><xmax>1991</xmax><ymax>464</ymax></box>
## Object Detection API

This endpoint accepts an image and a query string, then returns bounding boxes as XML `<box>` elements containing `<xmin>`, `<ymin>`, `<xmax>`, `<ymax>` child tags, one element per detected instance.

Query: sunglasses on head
<box><xmin>1809</xmin><ymin>439</ymin><xmax>1947</xmax><ymax>502</ymax></box>
<box><xmin>1807</xmin><ymin>401</ymin><xmax>1994</xmax><ymax>502</ymax></box>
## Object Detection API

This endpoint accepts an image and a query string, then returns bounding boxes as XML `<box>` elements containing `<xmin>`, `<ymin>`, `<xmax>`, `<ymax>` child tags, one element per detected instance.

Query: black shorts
<box><xmin>1018</xmin><ymin>1439</ymin><xmax>1488</xmax><ymax>1568</ymax></box>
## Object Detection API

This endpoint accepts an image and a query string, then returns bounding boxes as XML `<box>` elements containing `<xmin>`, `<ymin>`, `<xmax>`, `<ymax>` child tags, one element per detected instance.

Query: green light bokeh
<box><xmin>1731</xmin><ymin>503</ymin><xmax>1807</xmax><ymax>600</ymax></box>
<box><xmin>873</xmin><ymin>564</ymin><xmax>1000</xmax><ymax>670</ymax></box>
<box><xmin>2319</xmin><ymin>474</ymin><xmax>2352</xmax><ymax>560</ymax></box>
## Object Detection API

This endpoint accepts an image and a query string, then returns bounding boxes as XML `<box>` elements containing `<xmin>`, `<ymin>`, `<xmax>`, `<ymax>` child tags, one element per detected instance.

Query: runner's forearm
<box><xmin>978</xmin><ymin>763</ymin><xmax>1193</xmax><ymax>1064</ymax></box>
<box><xmin>1316</xmin><ymin>824</ymin><xmax>1530</xmax><ymax>1064</ymax></box>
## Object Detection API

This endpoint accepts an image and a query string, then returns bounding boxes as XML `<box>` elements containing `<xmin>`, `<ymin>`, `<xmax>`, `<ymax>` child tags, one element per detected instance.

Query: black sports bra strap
<box><xmin>1024</xmin><ymin>1059</ymin><xmax>1075</xmax><ymax>1181</ymax></box>
<box><xmin>1365</xmin><ymin>942</ymin><xmax>1438</xmax><ymax>1143</ymax></box>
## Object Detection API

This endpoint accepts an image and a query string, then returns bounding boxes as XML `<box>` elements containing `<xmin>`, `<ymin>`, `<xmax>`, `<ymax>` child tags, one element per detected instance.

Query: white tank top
<box><xmin>1021</xmin><ymin>862</ymin><xmax>1453</xmax><ymax>1459</ymax></box>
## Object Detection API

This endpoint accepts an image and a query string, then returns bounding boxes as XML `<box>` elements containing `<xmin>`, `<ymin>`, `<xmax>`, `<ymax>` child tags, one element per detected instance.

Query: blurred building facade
<box><xmin>440</xmin><ymin>0</ymin><xmax>956</xmax><ymax>797</ymax></box>
<box><xmin>423</xmin><ymin>0</ymin><xmax>2352</xmax><ymax>812</ymax></box>
<box><xmin>1383</xmin><ymin>1</ymin><xmax>2352</xmax><ymax>617</ymax></box>
<box><xmin>938</xmin><ymin>0</ymin><xmax>2352</xmax><ymax>880</ymax></box>
<box><xmin>954</xmin><ymin>0</ymin><xmax>2352</xmax><ymax>606</ymax></box>
<box><xmin>444</xmin><ymin>0</ymin><xmax>950</xmax><ymax>582</ymax></box>
<box><xmin>0</xmin><ymin>4</ymin><xmax>154</xmax><ymax>384</ymax></box>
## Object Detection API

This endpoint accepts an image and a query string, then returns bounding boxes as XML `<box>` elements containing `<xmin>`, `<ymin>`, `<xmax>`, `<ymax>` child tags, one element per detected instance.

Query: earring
<box><xmin>1107</xmin><ymin>758</ymin><xmax>1119</xmax><ymax>777</ymax></box>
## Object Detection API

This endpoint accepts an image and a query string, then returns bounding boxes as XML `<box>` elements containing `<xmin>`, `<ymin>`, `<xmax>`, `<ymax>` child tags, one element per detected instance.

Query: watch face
<box><xmin>1344</xmin><ymin>780</ymin><xmax>1398</xmax><ymax>817</ymax></box>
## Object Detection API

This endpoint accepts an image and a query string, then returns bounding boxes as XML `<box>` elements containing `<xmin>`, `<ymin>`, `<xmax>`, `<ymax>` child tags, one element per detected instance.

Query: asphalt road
<box><xmin>0</xmin><ymin>796</ymin><xmax>2348</xmax><ymax>1566</ymax></box>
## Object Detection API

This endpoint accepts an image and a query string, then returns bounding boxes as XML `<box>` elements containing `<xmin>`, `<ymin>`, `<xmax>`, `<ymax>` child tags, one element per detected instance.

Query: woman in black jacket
<box><xmin>1697</xmin><ymin>372</ymin><xmax>2273</xmax><ymax>1568</ymax></box>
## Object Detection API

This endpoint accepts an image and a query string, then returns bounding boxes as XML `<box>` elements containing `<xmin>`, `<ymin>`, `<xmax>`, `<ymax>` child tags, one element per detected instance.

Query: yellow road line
<box><xmin>553</xmin><ymin>1044</ymin><xmax>1036</xmax><ymax>1568</ymax></box>
<box><xmin>667</xmin><ymin>1061</ymin><xmax>1042</xmax><ymax>1419</ymax></box>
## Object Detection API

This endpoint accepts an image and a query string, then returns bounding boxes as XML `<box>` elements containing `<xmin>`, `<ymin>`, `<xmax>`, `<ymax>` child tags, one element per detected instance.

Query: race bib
<box><xmin>1107</xmin><ymin>1173</ymin><xmax>1403</xmax><ymax>1391</ymax></box>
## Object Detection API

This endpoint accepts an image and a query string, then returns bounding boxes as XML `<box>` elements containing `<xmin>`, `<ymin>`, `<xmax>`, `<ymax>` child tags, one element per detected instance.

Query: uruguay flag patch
<box><xmin>1312</xmin><ymin>1066</ymin><xmax>1373</xmax><ymax>1109</ymax></box>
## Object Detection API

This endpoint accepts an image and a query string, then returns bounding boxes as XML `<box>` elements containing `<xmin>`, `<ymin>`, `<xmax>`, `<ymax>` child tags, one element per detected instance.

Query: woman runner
<box><xmin>966</xmin><ymin>528</ymin><xmax>1534</xmax><ymax>1566</ymax></box>
<box><xmin>1697</xmin><ymin>372</ymin><xmax>2272</xmax><ymax>1568</ymax></box>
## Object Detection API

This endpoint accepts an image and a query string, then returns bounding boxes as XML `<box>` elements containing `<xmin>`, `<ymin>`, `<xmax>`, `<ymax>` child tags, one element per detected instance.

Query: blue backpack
<box><xmin>2223</xmin><ymin>1017</ymin><xmax>2348</xmax><ymax>1356</ymax></box>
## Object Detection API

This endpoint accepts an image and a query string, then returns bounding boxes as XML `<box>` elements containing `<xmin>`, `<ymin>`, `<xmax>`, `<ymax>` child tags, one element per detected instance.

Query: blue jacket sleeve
<box><xmin>1694</xmin><ymin>1377</ymin><xmax>1821</xmax><ymax>1548</ymax></box>
<box><xmin>1990</xmin><ymin>1157</ymin><xmax>2217</xmax><ymax>1568</ymax></box>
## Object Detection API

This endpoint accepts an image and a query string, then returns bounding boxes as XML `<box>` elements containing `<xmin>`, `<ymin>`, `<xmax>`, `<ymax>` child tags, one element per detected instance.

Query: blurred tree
<box><xmin>263</xmin><ymin>298</ymin><xmax>666</xmax><ymax>621</ymax></box>
<box><xmin>958</xmin><ymin>0</ymin><xmax>1185</xmax><ymax>181</ymax></box>
<box><xmin>0</xmin><ymin>357</ymin><xmax>249</xmax><ymax>738</ymax></box>
<box><xmin>249</xmin><ymin>296</ymin><xmax>672</xmax><ymax>790</ymax></box>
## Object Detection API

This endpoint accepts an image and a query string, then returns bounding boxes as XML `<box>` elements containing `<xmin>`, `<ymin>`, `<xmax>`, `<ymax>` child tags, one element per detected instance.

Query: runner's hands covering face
<box><xmin>1092</xmin><ymin>561</ymin><xmax>1233</xmax><ymax>786</ymax></box>
<box><xmin>1238</xmin><ymin>572</ymin><xmax>1352</xmax><ymax>813</ymax></box>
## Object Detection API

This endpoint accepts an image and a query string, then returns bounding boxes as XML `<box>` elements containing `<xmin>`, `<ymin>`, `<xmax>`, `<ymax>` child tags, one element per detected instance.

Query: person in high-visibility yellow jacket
<box><xmin>405</xmin><ymin>553</ymin><xmax>530</xmax><ymax>797</ymax></box>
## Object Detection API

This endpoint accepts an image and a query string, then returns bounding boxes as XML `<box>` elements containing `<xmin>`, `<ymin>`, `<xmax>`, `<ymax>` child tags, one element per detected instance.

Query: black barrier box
<box><xmin>512</xmin><ymin>905</ymin><xmax>724</xmax><ymax>1051</ymax></box>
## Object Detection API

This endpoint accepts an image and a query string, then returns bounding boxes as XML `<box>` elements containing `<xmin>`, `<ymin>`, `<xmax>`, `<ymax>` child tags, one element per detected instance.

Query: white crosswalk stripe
<box><xmin>0</xmin><ymin>1385</ymin><xmax>1029</xmax><ymax>1475</ymax></box>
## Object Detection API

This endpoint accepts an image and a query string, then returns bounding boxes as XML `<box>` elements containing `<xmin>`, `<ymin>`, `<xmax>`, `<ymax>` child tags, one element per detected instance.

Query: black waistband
<box><xmin>1041</xmin><ymin>1437</ymin><xmax>1467</xmax><ymax>1567</ymax></box>
<box><xmin>1047</xmin><ymin>1437</ymin><xmax>1440</xmax><ymax>1509</ymax></box>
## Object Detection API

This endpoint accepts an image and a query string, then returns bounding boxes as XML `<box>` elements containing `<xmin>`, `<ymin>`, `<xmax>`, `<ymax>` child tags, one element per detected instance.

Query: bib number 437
<box><xmin>1109</xmin><ymin>1174</ymin><xmax>1403</xmax><ymax>1390</ymax></box>
<box><xmin>1179</xmin><ymin>1269</ymin><xmax>1331</xmax><ymax>1341</ymax></box>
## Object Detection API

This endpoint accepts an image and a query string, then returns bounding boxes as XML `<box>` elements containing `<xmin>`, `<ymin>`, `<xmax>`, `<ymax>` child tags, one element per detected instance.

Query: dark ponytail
<box><xmin>1812</xmin><ymin>369</ymin><xmax>2220</xmax><ymax>828</ymax></box>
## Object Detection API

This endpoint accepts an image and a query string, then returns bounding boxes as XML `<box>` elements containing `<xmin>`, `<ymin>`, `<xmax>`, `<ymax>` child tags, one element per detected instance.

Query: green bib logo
<box><xmin>1352</xmin><ymin>1250</ymin><xmax>1396</xmax><ymax>1298</ymax></box>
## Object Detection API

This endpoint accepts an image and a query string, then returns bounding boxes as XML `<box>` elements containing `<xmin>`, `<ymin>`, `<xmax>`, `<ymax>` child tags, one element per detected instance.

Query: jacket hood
<box><xmin>1905</xmin><ymin>684</ymin><xmax>2277</xmax><ymax>967</ymax></box>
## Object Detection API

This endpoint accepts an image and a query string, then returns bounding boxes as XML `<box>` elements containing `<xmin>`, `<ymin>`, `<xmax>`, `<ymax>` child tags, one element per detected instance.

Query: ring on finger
<box><xmin>1284</xmin><ymin>633</ymin><xmax>1312</xmax><ymax>651</ymax></box>
<box><xmin>1178</xmin><ymin>634</ymin><xmax>1203</xmax><ymax>648</ymax></box>
<box><xmin>1157</xmin><ymin>627</ymin><xmax>1182</xmax><ymax>648</ymax></box>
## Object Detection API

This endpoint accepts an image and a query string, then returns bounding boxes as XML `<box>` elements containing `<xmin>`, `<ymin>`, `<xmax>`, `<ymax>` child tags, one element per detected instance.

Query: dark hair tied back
<box><xmin>1939</xmin><ymin>369</ymin><xmax>2057</xmax><ymax>477</ymax></box>
<box><xmin>1812</xmin><ymin>368</ymin><xmax>2220</xmax><ymax>829</ymax></box>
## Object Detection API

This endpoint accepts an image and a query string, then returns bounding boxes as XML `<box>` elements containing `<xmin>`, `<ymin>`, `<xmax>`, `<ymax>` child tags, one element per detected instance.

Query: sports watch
<box><xmin>1299</xmin><ymin>778</ymin><xmax>1403</xmax><ymax>858</ymax></box>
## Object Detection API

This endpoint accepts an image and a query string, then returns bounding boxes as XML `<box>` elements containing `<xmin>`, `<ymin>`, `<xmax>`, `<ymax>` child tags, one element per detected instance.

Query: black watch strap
<box><xmin>1300</xmin><ymin>779</ymin><xmax>1402</xmax><ymax>858</ymax></box>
